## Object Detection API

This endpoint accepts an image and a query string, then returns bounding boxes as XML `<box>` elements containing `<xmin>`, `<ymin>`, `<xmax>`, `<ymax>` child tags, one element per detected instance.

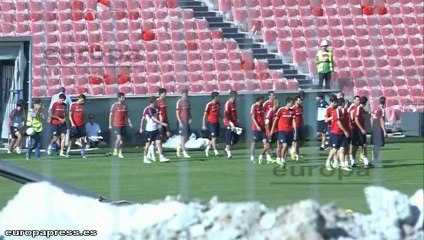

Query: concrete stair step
<box><xmin>267</xmin><ymin>58</ymin><xmax>282</xmax><ymax>64</ymax></box>
<box><xmin>208</xmin><ymin>22</ymin><xmax>232</xmax><ymax>28</ymax></box>
<box><xmin>184</xmin><ymin>6</ymin><xmax>209</xmax><ymax>11</ymax></box>
<box><xmin>179</xmin><ymin>1</ymin><xmax>203</xmax><ymax>7</ymax></box>
<box><xmin>232</xmin><ymin>38</ymin><xmax>254</xmax><ymax>44</ymax></box>
<box><xmin>252</xmin><ymin>48</ymin><xmax>268</xmax><ymax>54</ymax></box>
<box><xmin>223</xmin><ymin>33</ymin><xmax>248</xmax><ymax>39</ymax></box>
<box><xmin>238</xmin><ymin>43</ymin><xmax>262</xmax><ymax>49</ymax></box>
<box><xmin>204</xmin><ymin>16</ymin><xmax>224</xmax><ymax>23</ymax></box>
<box><xmin>219</xmin><ymin>27</ymin><xmax>239</xmax><ymax>33</ymax></box>
<box><xmin>282</xmin><ymin>69</ymin><xmax>298</xmax><ymax>75</ymax></box>
<box><xmin>268</xmin><ymin>65</ymin><xmax>298</xmax><ymax>74</ymax></box>
<box><xmin>194</xmin><ymin>11</ymin><xmax>217</xmax><ymax>17</ymax></box>
<box><xmin>284</xmin><ymin>74</ymin><xmax>307</xmax><ymax>80</ymax></box>
<box><xmin>253</xmin><ymin>53</ymin><xmax>276</xmax><ymax>59</ymax></box>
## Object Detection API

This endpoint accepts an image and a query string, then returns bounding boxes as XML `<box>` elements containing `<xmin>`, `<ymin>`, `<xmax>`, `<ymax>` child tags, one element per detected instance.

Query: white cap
<box><xmin>320</xmin><ymin>40</ymin><xmax>329</xmax><ymax>46</ymax></box>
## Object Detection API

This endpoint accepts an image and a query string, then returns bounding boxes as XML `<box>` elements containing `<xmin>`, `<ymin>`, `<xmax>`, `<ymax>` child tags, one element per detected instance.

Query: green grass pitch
<box><xmin>0</xmin><ymin>141</ymin><xmax>423</xmax><ymax>213</ymax></box>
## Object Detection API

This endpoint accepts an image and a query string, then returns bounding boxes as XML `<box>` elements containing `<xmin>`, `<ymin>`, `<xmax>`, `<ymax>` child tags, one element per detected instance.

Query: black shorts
<box><xmin>351</xmin><ymin>128</ymin><xmax>366</xmax><ymax>146</ymax></box>
<box><xmin>252</xmin><ymin>130</ymin><xmax>265</xmax><ymax>142</ymax></box>
<box><xmin>294</xmin><ymin>127</ymin><xmax>303</xmax><ymax>141</ymax></box>
<box><xmin>9</xmin><ymin>126</ymin><xmax>20</xmax><ymax>139</ymax></box>
<box><xmin>266</xmin><ymin>132</ymin><xmax>277</xmax><ymax>144</ymax></box>
<box><xmin>113</xmin><ymin>126</ymin><xmax>126</xmax><ymax>136</ymax></box>
<box><xmin>330</xmin><ymin>133</ymin><xmax>348</xmax><ymax>149</ymax></box>
<box><xmin>146</xmin><ymin>130</ymin><xmax>160</xmax><ymax>142</ymax></box>
<box><xmin>179</xmin><ymin>122</ymin><xmax>191</xmax><ymax>139</ymax></box>
<box><xmin>51</xmin><ymin>123</ymin><xmax>67</xmax><ymax>137</ymax></box>
<box><xmin>317</xmin><ymin>120</ymin><xmax>328</xmax><ymax>133</ymax></box>
<box><xmin>207</xmin><ymin>122</ymin><xmax>220</xmax><ymax>138</ymax></box>
<box><xmin>71</xmin><ymin>126</ymin><xmax>86</xmax><ymax>138</ymax></box>
<box><xmin>278</xmin><ymin>131</ymin><xmax>294</xmax><ymax>145</ymax></box>
<box><xmin>225</xmin><ymin>126</ymin><xmax>239</xmax><ymax>145</ymax></box>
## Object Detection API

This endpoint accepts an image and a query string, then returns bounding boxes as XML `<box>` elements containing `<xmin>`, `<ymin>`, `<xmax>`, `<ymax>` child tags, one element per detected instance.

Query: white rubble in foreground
<box><xmin>0</xmin><ymin>182</ymin><xmax>422</xmax><ymax>240</ymax></box>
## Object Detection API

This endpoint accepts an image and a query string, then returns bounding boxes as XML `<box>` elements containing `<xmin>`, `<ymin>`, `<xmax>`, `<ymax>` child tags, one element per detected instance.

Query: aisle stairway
<box><xmin>179</xmin><ymin>0</ymin><xmax>315</xmax><ymax>89</ymax></box>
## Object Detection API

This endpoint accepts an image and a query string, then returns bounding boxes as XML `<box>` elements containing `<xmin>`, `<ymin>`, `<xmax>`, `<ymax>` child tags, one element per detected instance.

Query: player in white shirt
<box><xmin>140</xmin><ymin>96</ymin><xmax>169</xmax><ymax>164</ymax></box>
<box><xmin>316</xmin><ymin>92</ymin><xmax>329</xmax><ymax>150</ymax></box>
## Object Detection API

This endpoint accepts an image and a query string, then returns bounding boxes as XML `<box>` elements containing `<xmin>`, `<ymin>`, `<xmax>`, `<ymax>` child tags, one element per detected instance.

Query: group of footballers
<box><xmin>133</xmin><ymin>88</ymin><xmax>305</xmax><ymax>164</ymax></box>
<box><xmin>7</xmin><ymin>87</ymin><xmax>386</xmax><ymax>168</ymax></box>
<box><xmin>7</xmin><ymin>91</ymin><xmax>87</xmax><ymax>160</ymax></box>
<box><xmin>317</xmin><ymin>92</ymin><xmax>387</xmax><ymax>171</ymax></box>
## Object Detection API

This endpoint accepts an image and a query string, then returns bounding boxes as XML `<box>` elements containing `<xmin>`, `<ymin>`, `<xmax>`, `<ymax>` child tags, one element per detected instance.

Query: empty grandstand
<box><xmin>0</xmin><ymin>0</ymin><xmax>422</xmax><ymax>123</ymax></box>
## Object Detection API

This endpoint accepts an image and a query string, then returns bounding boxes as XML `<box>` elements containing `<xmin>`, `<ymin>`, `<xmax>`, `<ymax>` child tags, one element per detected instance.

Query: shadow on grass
<box><xmin>269</xmin><ymin>182</ymin><xmax>369</xmax><ymax>185</ymax></box>
<box><xmin>382</xmin><ymin>147</ymin><xmax>402</xmax><ymax>151</ymax></box>
<box><xmin>379</xmin><ymin>163</ymin><xmax>424</xmax><ymax>169</ymax></box>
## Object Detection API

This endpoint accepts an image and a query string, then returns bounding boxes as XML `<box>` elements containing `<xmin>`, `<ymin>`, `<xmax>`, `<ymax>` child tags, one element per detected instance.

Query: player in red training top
<box><xmin>262</xmin><ymin>91</ymin><xmax>276</xmax><ymax>154</ymax></box>
<box><xmin>290</xmin><ymin>95</ymin><xmax>304</xmax><ymax>161</ymax></box>
<box><xmin>263</xmin><ymin>91</ymin><xmax>275</xmax><ymax>116</ymax></box>
<box><xmin>202</xmin><ymin>91</ymin><xmax>220</xmax><ymax>157</ymax></box>
<box><xmin>350</xmin><ymin>96</ymin><xmax>370</xmax><ymax>167</ymax></box>
<box><xmin>264</xmin><ymin>99</ymin><xmax>279</xmax><ymax>164</ymax></box>
<box><xmin>324</xmin><ymin>95</ymin><xmax>338</xmax><ymax>130</ymax></box>
<box><xmin>271</xmin><ymin>97</ymin><xmax>296</xmax><ymax>167</ymax></box>
<box><xmin>223</xmin><ymin>90</ymin><xmax>239</xmax><ymax>159</ymax></box>
<box><xmin>109</xmin><ymin>92</ymin><xmax>133</xmax><ymax>158</ymax></box>
<box><xmin>324</xmin><ymin>95</ymin><xmax>338</xmax><ymax>162</ymax></box>
<box><xmin>48</xmin><ymin>93</ymin><xmax>68</xmax><ymax>157</ymax></box>
<box><xmin>249</xmin><ymin>96</ymin><xmax>268</xmax><ymax>163</ymax></box>
<box><xmin>140</xmin><ymin>96</ymin><xmax>169</xmax><ymax>164</ymax></box>
<box><xmin>67</xmin><ymin>94</ymin><xmax>87</xmax><ymax>158</ymax></box>
<box><xmin>370</xmin><ymin>96</ymin><xmax>387</xmax><ymax>166</ymax></box>
<box><xmin>325</xmin><ymin>98</ymin><xmax>351</xmax><ymax>171</ymax></box>
<box><xmin>142</xmin><ymin>88</ymin><xmax>170</xmax><ymax>161</ymax></box>
<box><xmin>176</xmin><ymin>88</ymin><xmax>192</xmax><ymax>158</ymax></box>
<box><xmin>157</xmin><ymin>88</ymin><xmax>170</xmax><ymax>140</ymax></box>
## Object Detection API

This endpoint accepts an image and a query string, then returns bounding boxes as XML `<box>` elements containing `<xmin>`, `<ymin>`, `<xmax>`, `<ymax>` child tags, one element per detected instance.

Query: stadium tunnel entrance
<box><xmin>0</xmin><ymin>38</ymin><xmax>31</xmax><ymax>145</ymax></box>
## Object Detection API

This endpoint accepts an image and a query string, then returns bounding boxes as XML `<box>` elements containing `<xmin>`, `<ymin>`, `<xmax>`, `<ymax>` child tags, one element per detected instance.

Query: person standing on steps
<box><xmin>316</xmin><ymin>40</ymin><xmax>334</xmax><ymax>89</ymax></box>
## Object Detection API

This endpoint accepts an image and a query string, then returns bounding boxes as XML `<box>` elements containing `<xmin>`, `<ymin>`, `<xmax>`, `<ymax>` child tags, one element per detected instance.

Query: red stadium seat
<box><xmin>353</xmin><ymin>78</ymin><xmax>367</xmax><ymax>88</ymax></box>
<box><xmin>370</xmin><ymin>88</ymin><xmax>383</xmax><ymax>98</ymax></box>
<box><xmin>386</xmin><ymin>98</ymin><xmax>400</xmax><ymax>108</ymax></box>
<box><xmin>273</xmin><ymin>78</ymin><xmax>287</xmax><ymax>90</ymax></box>
<box><xmin>218</xmin><ymin>82</ymin><xmax>232</xmax><ymax>92</ymax></box>
<box><xmin>383</xmin><ymin>87</ymin><xmax>396</xmax><ymax>98</ymax></box>
<box><xmin>397</xmin><ymin>88</ymin><xmax>410</xmax><ymax>97</ymax></box>
<box><xmin>147</xmin><ymin>84</ymin><xmax>160</xmax><ymax>94</ymax></box>
<box><xmin>259</xmin><ymin>81</ymin><xmax>273</xmax><ymax>91</ymax></box>
<box><xmin>355</xmin><ymin>87</ymin><xmax>370</xmax><ymax>98</ymax></box>
<box><xmin>390</xmin><ymin>67</ymin><xmax>404</xmax><ymax>77</ymax></box>
<box><xmin>393</xmin><ymin>78</ymin><xmax>406</xmax><ymax>87</ymax></box>
<box><xmin>287</xmin><ymin>79</ymin><xmax>299</xmax><ymax>90</ymax></box>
